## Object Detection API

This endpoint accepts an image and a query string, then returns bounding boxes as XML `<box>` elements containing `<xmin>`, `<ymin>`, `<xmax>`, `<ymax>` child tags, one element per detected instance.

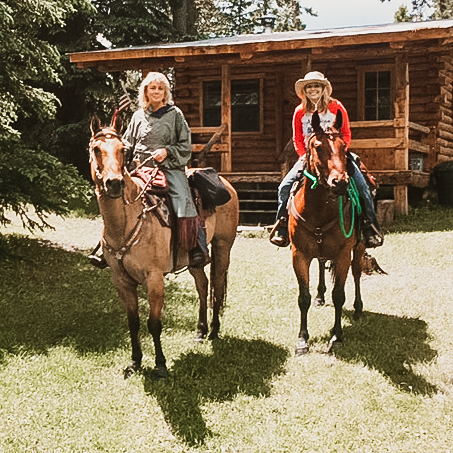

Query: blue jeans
<box><xmin>275</xmin><ymin>156</ymin><xmax>378</xmax><ymax>226</ymax></box>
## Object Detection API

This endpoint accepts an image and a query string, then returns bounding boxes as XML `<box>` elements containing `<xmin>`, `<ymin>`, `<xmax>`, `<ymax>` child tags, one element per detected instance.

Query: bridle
<box><xmin>89</xmin><ymin>128</ymin><xmax>126</xmax><ymax>195</ymax></box>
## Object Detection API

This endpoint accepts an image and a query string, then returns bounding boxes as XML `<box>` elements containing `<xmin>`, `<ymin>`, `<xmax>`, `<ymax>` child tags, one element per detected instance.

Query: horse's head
<box><xmin>89</xmin><ymin>114</ymin><xmax>125</xmax><ymax>198</ymax></box>
<box><xmin>307</xmin><ymin>110</ymin><xmax>349</xmax><ymax>196</ymax></box>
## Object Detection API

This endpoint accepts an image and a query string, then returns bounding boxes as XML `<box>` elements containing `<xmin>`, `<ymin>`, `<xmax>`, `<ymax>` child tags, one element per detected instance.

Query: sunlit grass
<box><xmin>1</xmin><ymin>207</ymin><xmax>453</xmax><ymax>452</ymax></box>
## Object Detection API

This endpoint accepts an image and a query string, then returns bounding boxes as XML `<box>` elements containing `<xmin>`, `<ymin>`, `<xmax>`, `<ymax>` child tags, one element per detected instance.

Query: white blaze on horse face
<box><xmin>327</xmin><ymin>139</ymin><xmax>349</xmax><ymax>189</ymax></box>
<box><xmin>92</xmin><ymin>135</ymin><xmax>124</xmax><ymax>191</ymax></box>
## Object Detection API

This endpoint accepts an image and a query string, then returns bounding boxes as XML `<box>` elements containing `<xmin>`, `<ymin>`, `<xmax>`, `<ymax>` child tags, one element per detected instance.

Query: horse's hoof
<box><xmin>123</xmin><ymin>362</ymin><xmax>141</xmax><ymax>379</ymax></box>
<box><xmin>314</xmin><ymin>297</ymin><xmax>325</xmax><ymax>307</ymax></box>
<box><xmin>295</xmin><ymin>340</ymin><xmax>309</xmax><ymax>356</ymax></box>
<box><xmin>353</xmin><ymin>311</ymin><xmax>363</xmax><ymax>321</ymax></box>
<box><xmin>151</xmin><ymin>366</ymin><xmax>168</xmax><ymax>380</ymax></box>
<box><xmin>208</xmin><ymin>331</ymin><xmax>219</xmax><ymax>341</ymax></box>
<box><xmin>326</xmin><ymin>335</ymin><xmax>342</xmax><ymax>354</ymax></box>
<box><xmin>194</xmin><ymin>332</ymin><xmax>205</xmax><ymax>344</ymax></box>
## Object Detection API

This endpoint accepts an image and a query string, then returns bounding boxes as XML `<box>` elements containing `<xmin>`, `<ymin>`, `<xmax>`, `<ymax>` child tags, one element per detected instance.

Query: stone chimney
<box><xmin>260</xmin><ymin>14</ymin><xmax>277</xmax><ymax>33</ymax></box>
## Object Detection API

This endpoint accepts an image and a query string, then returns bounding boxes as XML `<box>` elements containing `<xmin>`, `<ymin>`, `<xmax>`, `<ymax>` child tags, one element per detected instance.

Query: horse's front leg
<box><xmin>327</xmin><ymin>254</ymin><xmax>350</xmax><ymax>353</ymax></box>
<box><xmin>314</xmin><ymin>258</ymin><xmax>327</xmax><ymax>306</ymax></box>
<box><xmin>351</xmin><ymin>242</ymin><xmax>366</xmax><ymax>320</ymax></box>
<box><xmin>145</xmin><ymin>273</ymin><xmax>167</xmax><ymax>379</ymax></box>
<box><xmin>189</xmin><ymin>266</ymin><xmax>209</xmax><ymax>342</ymax></box>
<box><xmin>113</xmin><ymin>276</ymin><xmax>142</xmax><ymax>378</ymax></box>
<box><xmin>293</xmin><ymin>250</ymin><xmax>312</xmax><ymax>356</ymax></box>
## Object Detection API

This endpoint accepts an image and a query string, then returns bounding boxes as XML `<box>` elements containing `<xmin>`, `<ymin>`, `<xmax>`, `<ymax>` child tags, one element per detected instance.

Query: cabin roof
<box><xmin>70</xmin><ymin>19</ymin><xmax>453</xmax><ymax>68</ymax></box>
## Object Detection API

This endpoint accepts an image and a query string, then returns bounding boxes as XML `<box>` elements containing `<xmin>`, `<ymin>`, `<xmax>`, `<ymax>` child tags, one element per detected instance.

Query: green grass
<box><xmin>1</xmin><ymin>207</ymin><xmax>453</xmax><ymax>452</ymax></box>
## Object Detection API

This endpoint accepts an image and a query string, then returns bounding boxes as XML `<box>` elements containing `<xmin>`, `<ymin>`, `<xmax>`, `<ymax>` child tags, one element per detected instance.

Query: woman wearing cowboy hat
<box><xmin>270</xmin><ymin>71</ymin><xmax>383</xmax><ymax>248</ymax></box>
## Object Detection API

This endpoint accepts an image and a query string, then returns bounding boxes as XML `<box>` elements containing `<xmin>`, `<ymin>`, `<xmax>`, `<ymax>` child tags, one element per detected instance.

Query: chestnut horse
<box><xmin>288</xmin><ymin>110</ymin><xmax>366</xmax><ymax>356</ymax></box>
<box><xmin>89</xmin><ymin>115</ymin><xmax>239</xmax><ymax>378</ymax></box>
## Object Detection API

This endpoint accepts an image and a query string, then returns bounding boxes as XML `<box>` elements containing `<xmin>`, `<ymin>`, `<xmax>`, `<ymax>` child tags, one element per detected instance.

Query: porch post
<box><xmin>221</xmin><ymin>64</ymin><xmax>232</xmax><ymax>173</ymax></box>
<box><xmin>394</xmin><ymin>54</ymin><xmax>410</xmax><ymax>215</ymax></box>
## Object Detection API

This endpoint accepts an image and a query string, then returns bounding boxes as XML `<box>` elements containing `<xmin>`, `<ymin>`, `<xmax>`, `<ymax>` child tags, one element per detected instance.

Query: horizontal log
<box><xmin>220</xmin><ymin>172</ymin><xmax>281</xmax><ymax>183</ymax></box>
<box><xmin>350</xmin><ymin>138</ymin><xmax>403</xmax><ymax>149</ymax></box>
<box><xmin>439</xmin><ymin>146</ymin><xmax>453</xmax><ymax>157</ymax></box>
<box><xmin>408</xmin><ymin>121</ymin><xmax>430</xmax><ymax>134</ymax></box>
<box><xmin>372</xmin><ymin>170</ymin><xmax>430</xmax><ymax>187</ymax></box>
<box><xmin>192</xmin><ymin>143</ymin><xmax>227</xmax><ymax>153</ymax></box>
<box><xmin>350</xmin><ymin>120</ymin><xmax>394</xmax><ymax>128</ymax></box>
<box><xmin>408</xmin><ymin>140</ymin><xmax>430</xmax><ymax>154</ymax></box>
<box><xmin>438</xmin><ymin>129</ymin><xmax>453</xmax><ymax>141</ymax></box>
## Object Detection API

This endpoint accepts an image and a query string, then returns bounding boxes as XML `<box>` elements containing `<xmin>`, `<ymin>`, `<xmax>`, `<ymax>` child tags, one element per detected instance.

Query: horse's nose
<box><xmin>331</xmin><ymin>178</ymin><xmax>349</xmax><ymax>195</ymax></box>
<box><xmin>105</xmin><ymin>178</ymin><xmax>125</xmax><ymax>198</ymax></box>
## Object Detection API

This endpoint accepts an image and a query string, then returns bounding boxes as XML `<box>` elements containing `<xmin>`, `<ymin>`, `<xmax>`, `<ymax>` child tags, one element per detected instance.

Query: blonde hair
<box><xmin>300</xmin><ymin>88</ymin><xmax>332</xmax><ymax>113</ymax></box>
<box><xmin>138</xmin><ymin>72</ymin><xmax>174</xmax><ymax>110</ymax></box>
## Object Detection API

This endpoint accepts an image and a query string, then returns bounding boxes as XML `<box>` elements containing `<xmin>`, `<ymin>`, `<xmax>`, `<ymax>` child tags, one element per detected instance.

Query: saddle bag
<box><xmin>134</xmin><ymin>166</ymin><xmax>169</xmax><ymax>195</ymax></box>
<box><xmin>188</xmin><ymin>167</ymin><xmax>231</xmax><ymax>210</ymax></box>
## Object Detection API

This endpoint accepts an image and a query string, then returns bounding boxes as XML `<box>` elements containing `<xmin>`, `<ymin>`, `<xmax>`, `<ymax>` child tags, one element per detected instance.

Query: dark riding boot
<box><xmin>269</xmin><ymin>217</ymin><xmax>290</xmax><ymax>247</ymax></box>
<box><xmin>362</xmin><ymin>220</ymin><xmax>384</xmax><ymax>248</ymax></box>
<box><xmin>189</xmin><ymin>224</ymin><xmax>211</xmax><ymax>268</ymax></box>
<box><xmin>88</xmin><ymin>242</ymin><xmax>108</xmax><ymax>269</ymax></box>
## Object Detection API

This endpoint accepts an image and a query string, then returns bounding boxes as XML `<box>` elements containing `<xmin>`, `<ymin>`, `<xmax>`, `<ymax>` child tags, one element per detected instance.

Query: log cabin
<box><xmin>70</xmin><ymin>19</ymin><xmax>453</xmax><ymax>224</ymax></box>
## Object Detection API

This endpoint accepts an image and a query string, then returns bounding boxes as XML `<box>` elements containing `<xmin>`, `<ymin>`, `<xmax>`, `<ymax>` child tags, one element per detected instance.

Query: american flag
<box><xmin>118</xmin><ymin>80</ymin><xmax>131</xmax><ymax>113</ymax></box>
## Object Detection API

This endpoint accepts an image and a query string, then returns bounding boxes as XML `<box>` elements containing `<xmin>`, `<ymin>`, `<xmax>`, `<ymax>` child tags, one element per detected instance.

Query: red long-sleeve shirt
<box><xmin>292</xmin><ymin>100</ymin><xmax>352</xmax><ymax>158</ymax></box>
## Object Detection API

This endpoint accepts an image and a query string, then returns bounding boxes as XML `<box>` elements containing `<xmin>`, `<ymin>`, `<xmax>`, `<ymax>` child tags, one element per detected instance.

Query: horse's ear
<box><xmin>311</xmin><ymin>110</ymin><xmax>322</xmax><ymax>133</ymax></box>
<box><xmin>90</xmin><ymin>115</ymin><xmax>102</xmax><ymax>136</ymax></box>
<box><xmin>111</xmin><ymin>113</ymin><xmax>124</xmax><ymax>134</ymax></box>
<box><xmin>333</xmin><ymin>110</ymin><xmax>343</xmax><ymax>131</ymax></box>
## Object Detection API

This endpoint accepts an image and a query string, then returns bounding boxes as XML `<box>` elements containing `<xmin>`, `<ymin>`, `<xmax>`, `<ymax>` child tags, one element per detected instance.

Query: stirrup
<box><xmin>88</xmin><ymin>254</ymin><xmax>108</xmax><ymax>269</ymax></box>
<box><xmin>363</xmin><ymin>223</ymin><xmax>384</xmax><ymax>248</ymax></box>
<box><xmin>189</xmin><ymin>247</ymin><xmax>211</xmax><ymax>268</ymax></box>
<box><xmin>269</xmin><ymin>218</ymin><xmax>290</xmax><ymax>248</ymax></box>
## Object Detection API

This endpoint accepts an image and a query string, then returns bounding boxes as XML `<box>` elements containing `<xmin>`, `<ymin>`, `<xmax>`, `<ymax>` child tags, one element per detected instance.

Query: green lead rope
<box><xmin>303</xmin><ymin>169</ymin><xmax>318</xmax><ymax>189</ymax></box>
<box><xmin>302</xmin><ymin>169</ymin><xmax>362</xmax><ymax>239</ymax></box>
<box><xmin>339</xmin><ymin>178</ymin><xmax>362</xmax><ymax>238</ymax></box>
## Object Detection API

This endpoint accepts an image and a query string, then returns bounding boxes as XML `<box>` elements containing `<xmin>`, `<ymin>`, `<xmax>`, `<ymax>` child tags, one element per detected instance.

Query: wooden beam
<box><xmin>350</xmin><ymin>138</ymin><xmax>403</xmax><ymax>149</ymax></box>
<box><xmin>408</xmin><ymin>140</ymin><xmax>430</xmax><ymax>154</ymax></box>
<box><xmin>393</xmin><ymin>54</ymin><xmax>410</xmax><ymax>214</ymax></box>
<box><xmin>221</xmin><ymin>65</ymin><xmax>232</xmax><ymax>173</ymax></box>
<box><xmin>219</xmin><ymin>172</ymin><xmax>281</xmax><ymax>183</ymax></box>
<box><xmin>192</xmin><ymin>144</ymin><xmax>228</xmax><ymax>152</ymax></box>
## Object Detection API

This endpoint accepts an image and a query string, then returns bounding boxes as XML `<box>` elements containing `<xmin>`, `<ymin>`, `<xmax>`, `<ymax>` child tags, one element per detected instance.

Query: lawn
<box><xmin>0</xmin><ymin>207</ymin><xmax>452</xmax><ymax>452</ymax></box>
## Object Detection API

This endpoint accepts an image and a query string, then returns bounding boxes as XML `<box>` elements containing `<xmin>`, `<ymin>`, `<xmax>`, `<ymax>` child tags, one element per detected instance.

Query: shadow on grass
<box><xmin>316</xmin><ymin>309</ymin><xmax>438</xmax><ymax>395</ymax></box>
<box><xmin>142</xmin><ymin>336</ymin><xmax>289</xmax><ymax>447</ymax></box>
<box><xmin>0</xmin><ymin>234</ymin><xmax>201</xmax><ymax>361</ymax></box>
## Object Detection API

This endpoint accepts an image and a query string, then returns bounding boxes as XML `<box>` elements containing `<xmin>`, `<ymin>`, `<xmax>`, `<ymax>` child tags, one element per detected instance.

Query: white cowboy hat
<box><xmin>295</xmin><ymin>71</ymin><xmax>333</xmax><ymax>99</ymax></box>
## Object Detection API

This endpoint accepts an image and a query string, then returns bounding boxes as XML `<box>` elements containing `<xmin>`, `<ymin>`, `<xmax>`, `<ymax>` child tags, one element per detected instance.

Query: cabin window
<box><xmin>364</xmin><ymin>70</ymin><xmax>391</xmax><ymax>120</ymax></box>
<box><xmin>202</xmin><ymin>79</ymin><xmax>261</xmax><ymax>132</ymax></box>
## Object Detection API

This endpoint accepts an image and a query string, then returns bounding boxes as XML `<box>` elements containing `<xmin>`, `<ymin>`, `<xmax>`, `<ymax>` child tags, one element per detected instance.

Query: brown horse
<box><xmin>89</xmin><ymin>114</ymin><xmax>239</xmax><ymax>378</ymax></box>
<box><xmin>288</xmin><ymin>110</ymin><xmax>366</xmax><ymax>356</ymax></box>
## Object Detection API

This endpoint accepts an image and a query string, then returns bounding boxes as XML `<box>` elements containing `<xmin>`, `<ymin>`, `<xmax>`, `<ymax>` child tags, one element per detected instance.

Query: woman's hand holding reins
<box><xmin>151</xmin><ymin>148</ymin><xmax>167</xmax><ymax>162</ymax></box>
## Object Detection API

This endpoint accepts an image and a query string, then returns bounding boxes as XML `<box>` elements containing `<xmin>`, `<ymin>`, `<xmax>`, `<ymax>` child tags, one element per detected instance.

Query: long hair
<box><xmin>138</xmin><ymin>72</ymin><xmax>174</xmax><ymax>110</ymax></box>
<box><xmin>299</xmin><ymin>88</ymin><xmax>332</xmax><ymax>113</ymax></box>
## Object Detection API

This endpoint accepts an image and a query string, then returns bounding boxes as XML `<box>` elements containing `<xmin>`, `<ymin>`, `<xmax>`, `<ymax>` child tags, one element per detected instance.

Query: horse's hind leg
<box><xmin>145</xmin><ymin>273</ymin><xmax>167</xmax><ymax>379</ymax></box>
<box><xmin>314</xmin><ymin>258</ymin><xmax>327</xmax><ymax>306</ymax></box>
<box><xmin>351</xmin><ymin>242</ymin><xmax>366</xmax><ymax>320</ymax></box>
<box><xmin>189</xmin><ymin>266</ymin><xmax>209</xmax><ymax>342</ymax></box>
<box><xmin>293</xmin><ymin>250</ymin><xmax>311</xmax><ymax>356</ymax></box>
<box><xmin>113</xmin><ymin>278</ymin><xmax>143</xmax><ymax>378</ymax></box>
<box><xmin>208</xmin><ymin>237</ymin><xmax>232</xmax><ymax>340</ymax></box>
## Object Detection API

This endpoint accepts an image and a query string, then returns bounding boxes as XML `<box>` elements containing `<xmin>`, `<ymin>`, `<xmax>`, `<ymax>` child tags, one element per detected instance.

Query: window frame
<box><xmin>357</xmin><ymin>64</ymin><xmax>394</xmax><ymax>121</ymax></box>
<box><xmin>200</xmin><ymin>75</ymin><xmax>264</xmax><ymax>135</ymax></box>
